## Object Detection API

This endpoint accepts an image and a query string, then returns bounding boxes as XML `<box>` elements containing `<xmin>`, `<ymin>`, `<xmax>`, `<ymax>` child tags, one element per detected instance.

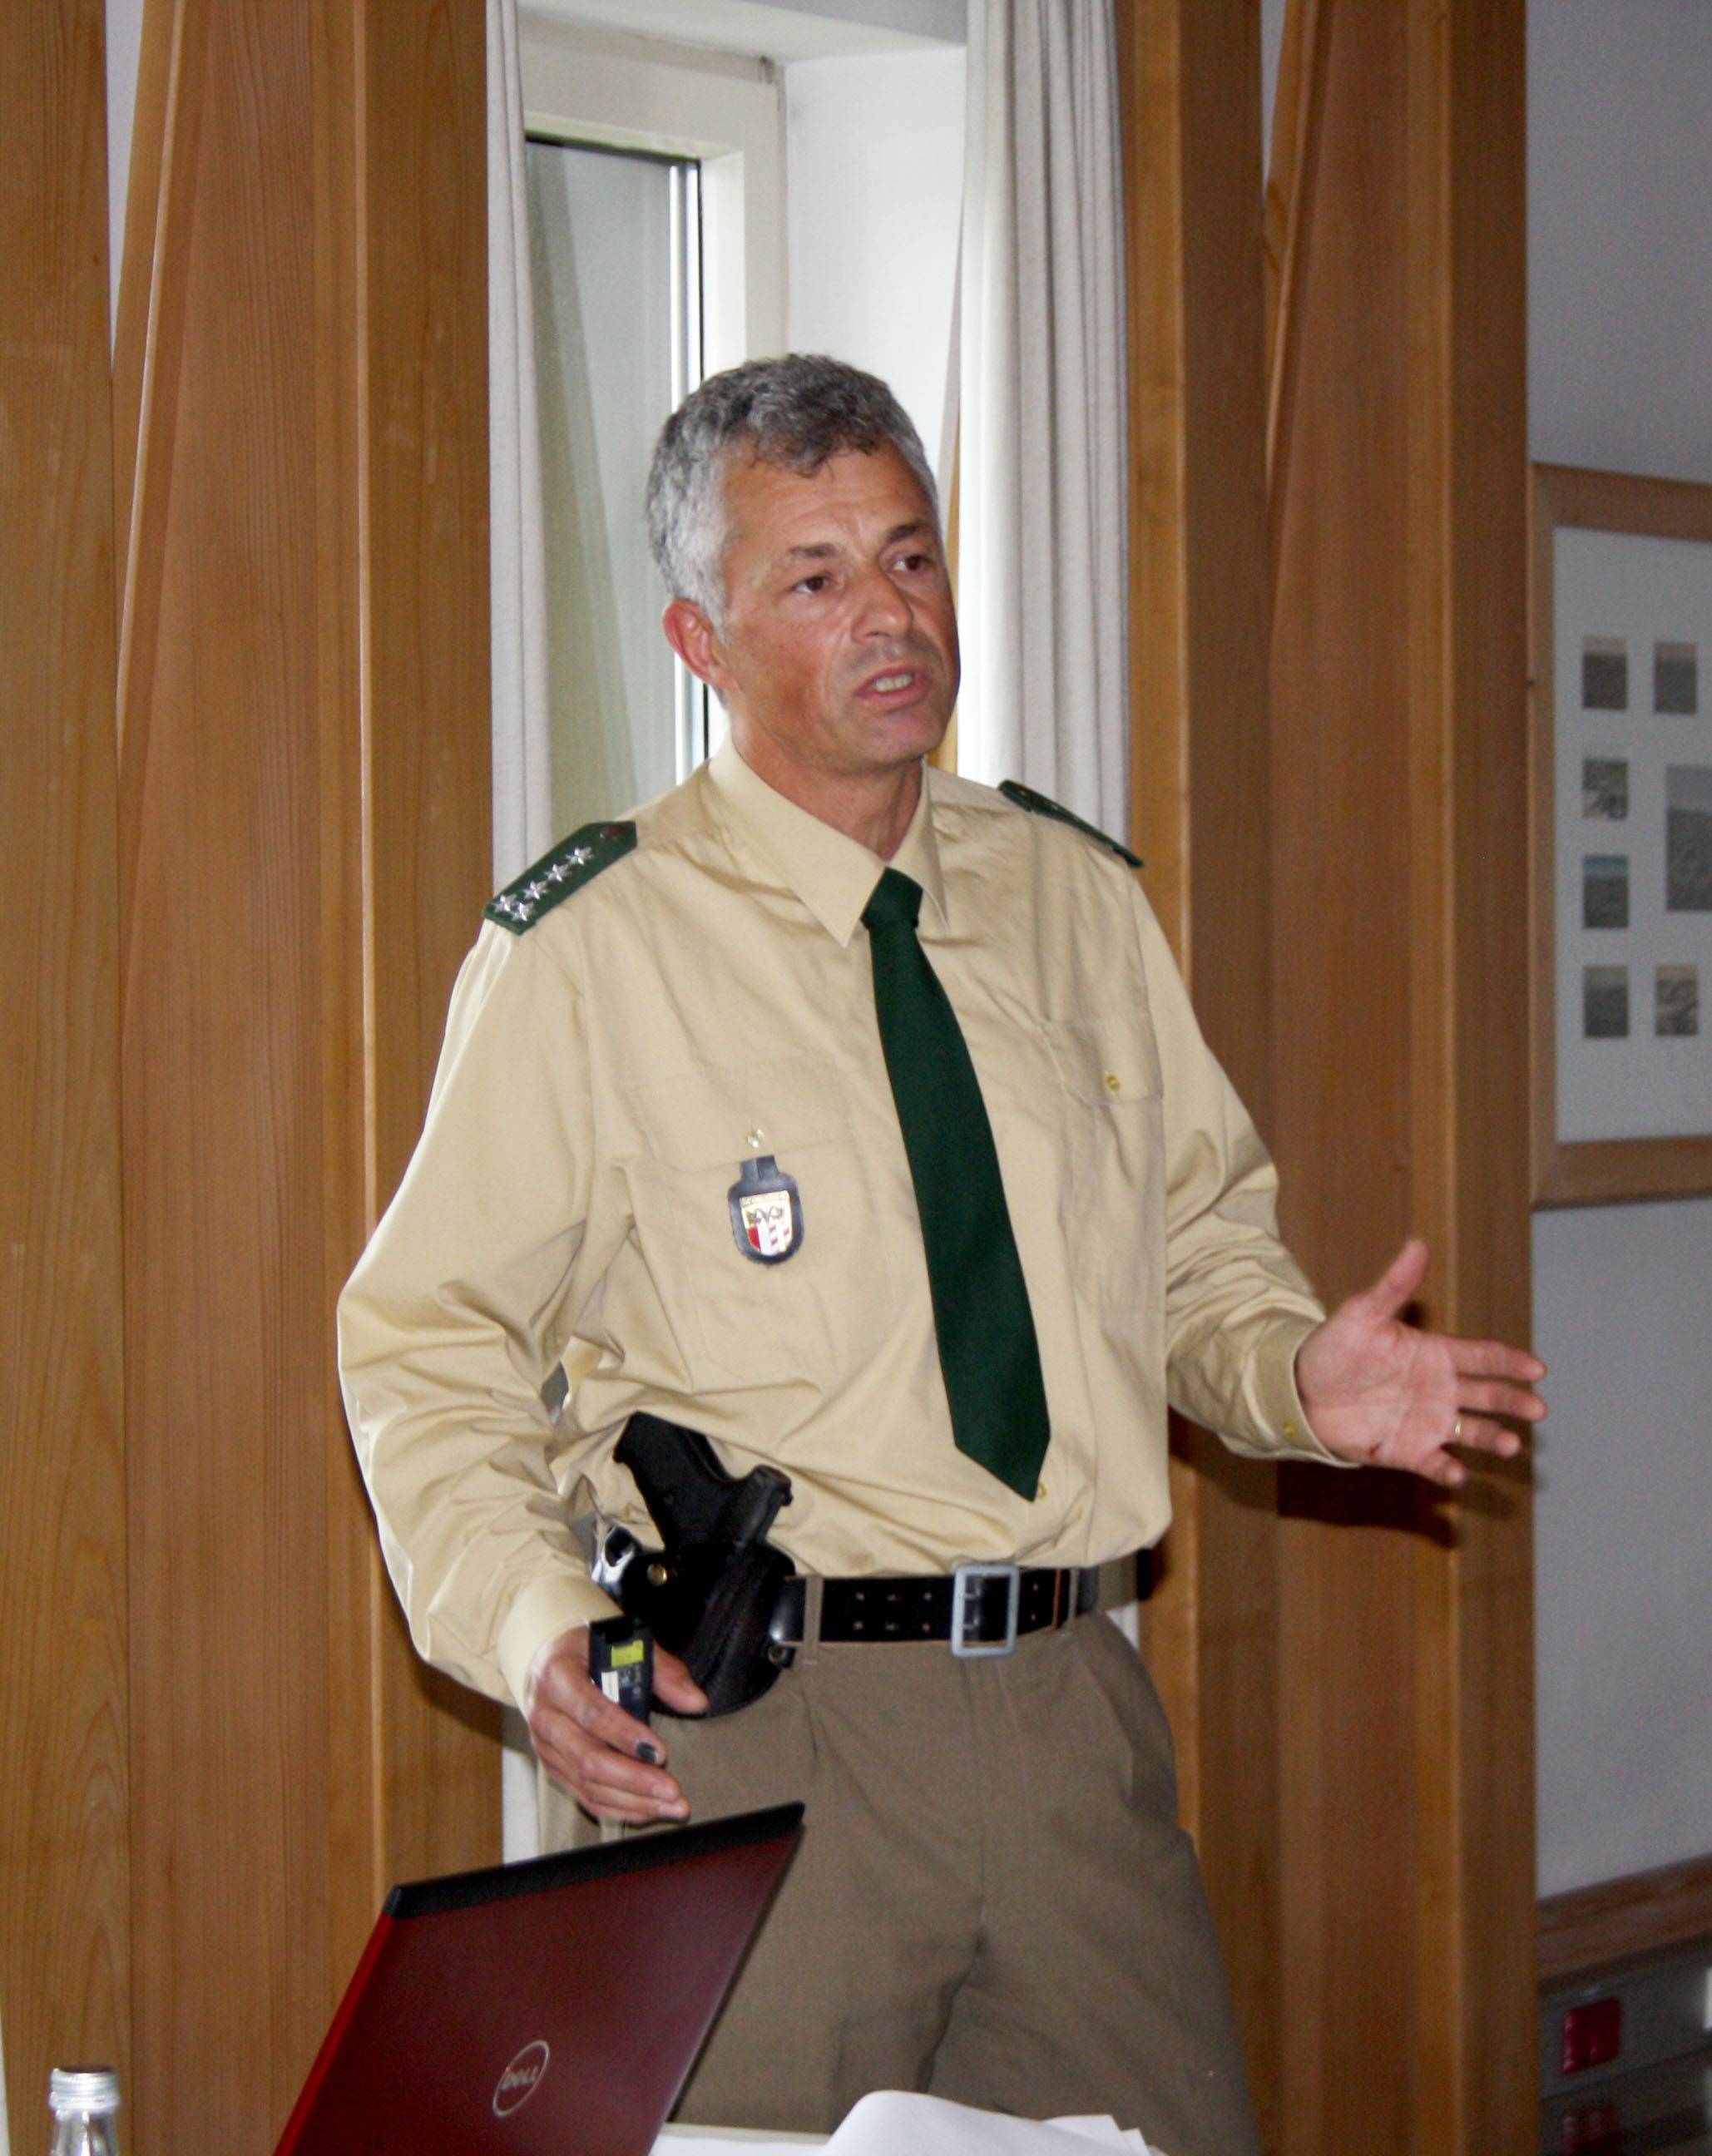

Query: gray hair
<box><xmin>646</xmin><ymin>354</ymin><xmax>940</xmax><ymax>630</ymax></box>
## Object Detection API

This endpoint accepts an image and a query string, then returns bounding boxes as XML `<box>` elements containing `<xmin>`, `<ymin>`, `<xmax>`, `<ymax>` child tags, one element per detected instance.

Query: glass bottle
<box><xmin>47</xmin><ymin>2068</ymin><xmax>122</xmax><ymax>2156</ymax></box>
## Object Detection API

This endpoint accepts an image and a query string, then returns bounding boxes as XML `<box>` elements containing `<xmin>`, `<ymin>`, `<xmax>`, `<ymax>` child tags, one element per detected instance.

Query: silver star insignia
<box><xmin>499</xmin><ymin>895</ymin><xmax>528</xmax><ymax>919</ymax></box>
<box><xmin>526</xmin><ymin>880</ymin><xmax>548</xmax><ymax>901</ymax></box>
<box><xmin>567</xmin><ymin>845</ymin><xmax>594</xmax><ymax>868</ymax></box>
<box><xmin>546</xmin><ymin>861</ymin><xmax>570</xmax><ymax>883</ymax></box>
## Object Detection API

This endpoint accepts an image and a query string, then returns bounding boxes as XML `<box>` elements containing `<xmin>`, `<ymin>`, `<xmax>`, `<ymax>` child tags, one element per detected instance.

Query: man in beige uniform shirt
<box><xmin>339</xmin><ymin>358</ymin><xmax>1544</xmax><ymax>2155</ymax></box>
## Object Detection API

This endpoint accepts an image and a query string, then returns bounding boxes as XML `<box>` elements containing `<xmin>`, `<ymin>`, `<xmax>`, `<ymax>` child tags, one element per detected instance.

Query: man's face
<box><xmin>671</xmin><ymin>442</ymin><xmax>959</xmax><ymax>791</ymax></box>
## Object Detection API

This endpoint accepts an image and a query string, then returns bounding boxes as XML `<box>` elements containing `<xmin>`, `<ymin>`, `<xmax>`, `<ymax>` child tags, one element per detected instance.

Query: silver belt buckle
<box><xmin>950</xmin><ymin>1560</ymin><xmax>1021</xmax><ymax>1659</ymax></box>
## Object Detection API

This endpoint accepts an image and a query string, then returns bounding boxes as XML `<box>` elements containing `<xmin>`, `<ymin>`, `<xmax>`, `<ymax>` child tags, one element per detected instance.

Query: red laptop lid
<box><xmin>275</xmin><ymin>1802</ymin><xmax>803</xmax><ymax>2156</ymax></box>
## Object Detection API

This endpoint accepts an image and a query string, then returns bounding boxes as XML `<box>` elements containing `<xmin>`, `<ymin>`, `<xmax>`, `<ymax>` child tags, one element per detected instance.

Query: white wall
<box><xmin>106</xmin><ymin>0</ymin><xmax>146</xmax><ymax>332</ymax></box>
<box><xmin>1533</xmin><ymin>1200</ymin><xmax>1712</xmax><ymax>1893</ymax></box>
<box><xmin>783</xmin><ymin>46</ymin><xmax>966</xmax><ymax>487</ymax></box>
<box><xmin>1530</xmin><ymin>0</ymin><xmax>1712</xmax><ymax>487</ymax></box>
<box><xmin>1529</xmin><ymin>0</ymin><xmax>1712</xmax><ymax>1895</ymax></box>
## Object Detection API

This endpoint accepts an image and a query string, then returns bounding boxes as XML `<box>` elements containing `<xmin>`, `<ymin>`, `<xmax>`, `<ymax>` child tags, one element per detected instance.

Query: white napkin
<box><xmin>659</xmin><ymin>2093</ymin><xmax>1162</xmax><ymax>2155</ymax></box>
<box><xmin>825</xmin><ymin>2093</ymin><xmax>1159</xmax><ymax>2154</ymax></box>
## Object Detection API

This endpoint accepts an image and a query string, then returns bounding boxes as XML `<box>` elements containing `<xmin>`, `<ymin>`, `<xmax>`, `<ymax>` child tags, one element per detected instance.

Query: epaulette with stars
<box><xmin>483</xmin><ymin>820</ymin><xmax>636</xmax><ymax>933</ymax></box>
<box><xmin>998</xmin><ymin>779</ymin><xmax>1143</xmax><ymax>868</ymax></box>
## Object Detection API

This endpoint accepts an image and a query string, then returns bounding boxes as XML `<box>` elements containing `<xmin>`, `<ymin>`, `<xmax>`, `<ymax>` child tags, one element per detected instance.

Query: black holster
<box><xmin>598</xmin><ymin>1412</ymin><xmax>795</xmax><ymax>1718</ymax></box>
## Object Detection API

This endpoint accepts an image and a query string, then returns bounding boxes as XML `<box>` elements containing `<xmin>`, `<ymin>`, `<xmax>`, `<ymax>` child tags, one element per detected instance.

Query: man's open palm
<box><xmin>1294</xmin><ymin>1237</ymin><xmax>1546</xmax><ymax>1488</ymax></box>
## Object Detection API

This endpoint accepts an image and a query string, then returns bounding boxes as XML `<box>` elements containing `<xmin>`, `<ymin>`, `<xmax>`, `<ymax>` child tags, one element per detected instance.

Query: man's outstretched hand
<box><xmin>1294</xmin><ymin>1237</ymin><xmax>1546</xmax><ymax>1488</ymax></box>
<box><xmin>524</xmin><ymin>1624</ymin><xmax>707</xmax><ymax>1826</ymax></box>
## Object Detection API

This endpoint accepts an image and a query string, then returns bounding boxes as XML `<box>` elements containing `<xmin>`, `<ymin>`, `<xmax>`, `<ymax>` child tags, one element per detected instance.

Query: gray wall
<box><xmin>1530</xmin><ymin>0</ymin><xmax>1712</xmax><ymax>487</ymax></box>
<box><xmin>1529</xmin><ymin>0</ymin><xmax>1712</xmax><ymax>1896</ymax></box>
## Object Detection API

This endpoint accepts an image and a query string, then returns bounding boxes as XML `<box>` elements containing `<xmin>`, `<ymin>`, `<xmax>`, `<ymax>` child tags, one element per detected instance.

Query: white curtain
<box><xmin>957</xmin><ymin>0</ymin><xmax>1131</xmax><ymax>838</ymax></box>
<box><xmin>487</xmin><ymin>0</ymin><xmax>553</xmax><ymax>888</ymax></box>
<box><xmin>487</xmin><ymin>0</ymin><xmax>553</xmax><ymax>1861</ymax></box>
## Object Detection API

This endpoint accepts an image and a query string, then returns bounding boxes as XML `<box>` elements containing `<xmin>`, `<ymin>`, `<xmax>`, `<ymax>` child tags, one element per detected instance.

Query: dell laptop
<box><xmin>275</xmin><ymin>1802</ymin><xmax>804</xmax><ymax>2155</ymax></box>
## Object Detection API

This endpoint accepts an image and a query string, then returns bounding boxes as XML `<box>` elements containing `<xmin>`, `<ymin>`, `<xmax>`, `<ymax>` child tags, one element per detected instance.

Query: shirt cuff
<box><xmin>1253</xmin><ymin>1314</ymin><xmax>1356</xmax><ymax>1467</ymax></box>
<box><xmin>497</xmin><ymin>1570</ymin><xmax>622</xmax><ymax>1715</ymax></box>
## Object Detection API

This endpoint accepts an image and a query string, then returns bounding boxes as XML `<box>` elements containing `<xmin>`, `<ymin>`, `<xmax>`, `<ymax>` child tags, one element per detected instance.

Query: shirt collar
<box><xmin>705</xmin><ymin>735</ymin><xmax>948</xmax><ymax>946</ymax></box>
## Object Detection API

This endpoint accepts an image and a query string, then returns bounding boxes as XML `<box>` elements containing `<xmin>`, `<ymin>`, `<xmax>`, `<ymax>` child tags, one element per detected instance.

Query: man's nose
<box><xmin>853</xmin><ymin>564</ymin><xmax>913</xmax><ymax>637</ymax></box>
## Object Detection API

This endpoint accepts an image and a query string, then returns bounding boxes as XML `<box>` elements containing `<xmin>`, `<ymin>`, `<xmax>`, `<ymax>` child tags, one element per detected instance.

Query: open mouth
<box><xmin>858</xmin><ymin>665</ymin><xmax>929</xmax><ymax>700</ymax></box>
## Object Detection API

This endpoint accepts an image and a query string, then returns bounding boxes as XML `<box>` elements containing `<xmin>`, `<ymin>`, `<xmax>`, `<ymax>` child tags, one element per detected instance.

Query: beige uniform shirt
<box><xmin>338</xmin><ymin>741</ymin><xmax>1335</xmax><ymax>1713</ymax></box>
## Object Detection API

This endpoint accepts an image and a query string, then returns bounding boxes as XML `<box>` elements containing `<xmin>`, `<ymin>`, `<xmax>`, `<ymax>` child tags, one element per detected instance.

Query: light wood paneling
<box><xmin>1122</xmin><ymin>0</ymin><xmax>1534</xmax><ymax>2146</ymax></box>
<box><xmin>1116</xmin><ymin>2</ymin><xmax>1284</xmax><ymax>2140</ymax></box>
<box><xmin>1269</xmin><ymin>2</ymin><xmax>1534</xmax><ymax>2151</ymax></box>
<box><xmin>121</xmin><ymin>3</ymin><xmax>341</xmax><ymax>2136</ymax></box>
<box><xmin>117</xmin><ymin>2</ymin><xmax>497</xmax><ymax>2146</ymax></box>
<box><xmin>354</xmin><ymin>0</ymin><xmax>501</xmax><ymax>1909</ymax></box>
<box><xmin>0</xmin><ymin>2</ymin><xmax>129</xmax><ymax>2134</ymax></box>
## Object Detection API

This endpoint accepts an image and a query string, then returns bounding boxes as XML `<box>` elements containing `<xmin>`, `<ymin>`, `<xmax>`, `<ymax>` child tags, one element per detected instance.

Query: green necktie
<box><xmin>862</xmin><ymin>868</ymin><xmax>1051</xmax><ymax>1501</ymax></box>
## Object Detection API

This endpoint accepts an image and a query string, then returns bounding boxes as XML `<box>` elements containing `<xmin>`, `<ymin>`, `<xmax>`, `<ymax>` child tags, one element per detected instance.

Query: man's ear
<box><xmin>662</xmin><ymin>598</ymin><xmax>729</xmax><ymax>694</ymax></box>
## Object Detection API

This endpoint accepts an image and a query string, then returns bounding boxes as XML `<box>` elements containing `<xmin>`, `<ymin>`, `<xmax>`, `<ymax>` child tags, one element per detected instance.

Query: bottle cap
<box><xmin>49</xmin><ymin>2068</ymin><xmax>120</xmax><ymax>2112</ymax></box>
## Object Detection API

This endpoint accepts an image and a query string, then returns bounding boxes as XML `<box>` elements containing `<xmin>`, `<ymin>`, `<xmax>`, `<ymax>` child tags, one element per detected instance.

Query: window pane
<box><xmin>527</xmin><ymin>141</ymin><xmax>696</xmax><ymax>831</ymax></box>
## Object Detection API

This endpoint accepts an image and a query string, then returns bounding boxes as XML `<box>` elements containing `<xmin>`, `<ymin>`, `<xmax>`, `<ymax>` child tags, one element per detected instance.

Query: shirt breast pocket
<box><xmin>621</xmin><ymin>1058</ymin><xmax>898</xmax><ymax>1390</ymax></box>
<box><xmin>1043</xmin><ymin>1017</ymin><xmax>1165</xmax><ymax>1313</ymax></box>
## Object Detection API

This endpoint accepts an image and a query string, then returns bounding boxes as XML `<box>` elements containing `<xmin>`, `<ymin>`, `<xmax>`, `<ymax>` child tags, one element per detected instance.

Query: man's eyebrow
<box><xmin>774</xmin><ymin>521</ymin><xmax>936</xmax><ymax>569</ymax></box>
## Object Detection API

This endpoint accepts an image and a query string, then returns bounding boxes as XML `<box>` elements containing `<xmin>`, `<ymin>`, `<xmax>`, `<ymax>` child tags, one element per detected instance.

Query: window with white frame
<box><xmin>521</xmin><ymin>19</ymin><xmax>785</xmax><ymax>831</ymax></box>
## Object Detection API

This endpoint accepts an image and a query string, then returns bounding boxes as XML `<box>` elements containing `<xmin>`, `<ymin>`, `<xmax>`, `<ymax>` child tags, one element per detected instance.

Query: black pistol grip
<box><xmin>614</xmin><ymin>1412</ymin><xmax>794</xmax><ymax>1549</ymax></box>
<box><xmin>615</xmin><ymin>1412</ymin><xmax>738</xmax><ymax>1546</ymax></box>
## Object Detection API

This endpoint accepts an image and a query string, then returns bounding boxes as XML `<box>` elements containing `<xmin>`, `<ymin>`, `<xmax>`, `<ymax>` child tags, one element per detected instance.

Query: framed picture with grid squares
<box><xmin>1531</xmin><ymin>464</ymin><xmax>1712</xmax><ymax>1204</ymax></box>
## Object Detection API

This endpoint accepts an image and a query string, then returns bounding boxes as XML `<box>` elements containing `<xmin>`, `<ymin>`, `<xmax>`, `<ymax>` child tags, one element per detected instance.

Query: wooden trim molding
<box><xmin>1540</xmin><ymin>1857</ymin><xmax>1712</xmax><ymax>1987</ymax></box>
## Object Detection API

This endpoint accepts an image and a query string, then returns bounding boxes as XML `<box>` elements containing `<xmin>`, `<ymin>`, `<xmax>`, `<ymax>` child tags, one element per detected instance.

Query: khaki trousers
<box><xmin>541</xmin><ymin>1613</ymin><xmax>1259</xmax><ymax>2156</ymax></box>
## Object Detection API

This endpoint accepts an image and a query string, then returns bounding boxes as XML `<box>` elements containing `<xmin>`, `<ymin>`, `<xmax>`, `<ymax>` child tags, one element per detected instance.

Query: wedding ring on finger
<box><xmin>1452</xmin><ymin>1417</ymin><xmax>1464</xmax><ymax>1442</ymax></box>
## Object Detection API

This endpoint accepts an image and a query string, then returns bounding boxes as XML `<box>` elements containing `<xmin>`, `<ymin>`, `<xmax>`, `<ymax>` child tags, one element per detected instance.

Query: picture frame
<box><xmin>1531</xmin><ymin>463</ymin><xmax>1712</xmax><ymax>1205</ymax></box>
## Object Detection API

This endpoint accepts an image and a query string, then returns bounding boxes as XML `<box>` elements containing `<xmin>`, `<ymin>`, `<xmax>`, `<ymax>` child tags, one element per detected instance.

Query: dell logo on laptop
<box><xmin>492</xmin><ymin>2040</ymin><xmax>551</xmax><ymax>2117</ymax></box>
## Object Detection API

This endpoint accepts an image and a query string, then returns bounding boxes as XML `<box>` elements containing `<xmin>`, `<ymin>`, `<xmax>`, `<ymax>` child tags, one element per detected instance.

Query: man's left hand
<box><xmin>1294</xmin><ymin>1236</ymin><xmax>1546</xmax><ymax>1488</ymax></box>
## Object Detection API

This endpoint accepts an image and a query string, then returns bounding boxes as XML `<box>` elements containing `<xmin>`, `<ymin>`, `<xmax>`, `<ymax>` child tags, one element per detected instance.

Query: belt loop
<box><xmin>799</xmin><ymin>1574</ymin><xmax>824</xmax><ymax>1666</ymax></box>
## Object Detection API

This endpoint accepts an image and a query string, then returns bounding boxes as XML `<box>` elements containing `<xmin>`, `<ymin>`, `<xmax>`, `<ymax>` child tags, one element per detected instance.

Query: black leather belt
<box><xmin>769</xmin><ymin>1560</ymin><xmax>1101</xmax><ymax>1659</ymax></box>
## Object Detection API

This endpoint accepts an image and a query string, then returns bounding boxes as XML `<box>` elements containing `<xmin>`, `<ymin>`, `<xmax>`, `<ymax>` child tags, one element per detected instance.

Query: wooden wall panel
<box><xmin>117</xmin><ymin>1</ymin><xmax>497</xmax><ymax>2146</ymax></box>
<box><xmin>1269</xmin><ymin>3</ymin><xmax>1534</xmax><ymax>2153</ymax></box>
<box><xmin>1121</xmin><ymin>1</ymin><xmax>1533</xmax><ymax>2148</ymax></box>
<box><xmin>1432</xmin><ymin>9</ymin><xmax>1534</xmax><ymax>2139</ymax></box>
<box><xmin>1117</xmin><ymin>2</ymin><xmax>1284</xmax><ymax>2140</ymax></box>
<box><xmin>0</xmin><ymin>1</ymin><xmax>129</xmax><ymax>2134</ymax></box>
<box><xmin>121</xmin><ymin>3</ymin><xmax>339</xmax><ymax>2137</ymax></box>
<box><xmin>355</xmin><ymin>0</ymin><xmax>501</xmax><ymax>1906</ymax></box>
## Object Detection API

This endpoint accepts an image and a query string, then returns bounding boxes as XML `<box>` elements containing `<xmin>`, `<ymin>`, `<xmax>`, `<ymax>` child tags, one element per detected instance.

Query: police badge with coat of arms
<box><xmin>728</xmin><ymin>1155</ymin><xmax>804</xmax><ymax>1264</ymax></box>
